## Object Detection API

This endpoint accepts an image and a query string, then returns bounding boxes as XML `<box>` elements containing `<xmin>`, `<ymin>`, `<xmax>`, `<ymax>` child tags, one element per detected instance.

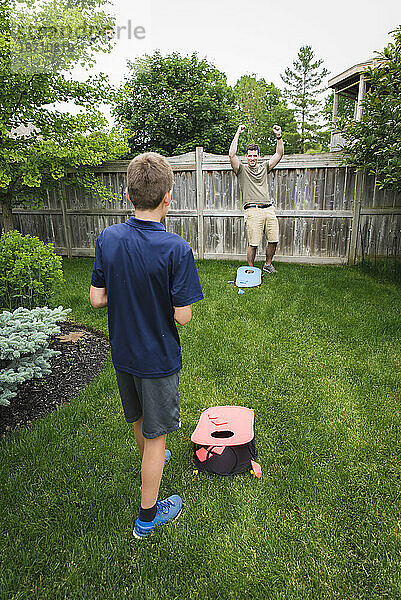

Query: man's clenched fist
<box><xmin>273</xmin><ymin>125</ymin><xmax>282</xmax><ymax>138</ymax></box>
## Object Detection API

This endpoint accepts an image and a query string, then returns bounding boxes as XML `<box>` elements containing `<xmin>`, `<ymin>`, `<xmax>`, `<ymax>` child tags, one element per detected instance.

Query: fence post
<box><xmin>195</xmin><ymin>146</ymin><xmax>205</xmax><ymax>259</ymax></box>
<box><xmin>348</xmin><ymin>169</ymin><xmax>364</xmax><ymax>265</ymax></box>
<box><xmin>60</xmin><ymin>184</ymin><xmax>73</xmax><ymax>259</ymax></box>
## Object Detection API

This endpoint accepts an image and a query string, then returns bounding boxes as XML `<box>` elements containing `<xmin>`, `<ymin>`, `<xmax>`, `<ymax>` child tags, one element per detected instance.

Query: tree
<box><xmin>342</xmin><ymin>26</ymin><xmax>401</xmax><ymax>191</ymax></box>
<box><xmin>280</xmin><ymin>45</ymin><xmax>329</xmax><ymax>153</ymax></box>
<box><xmin>0</xmin><ymin>0</ymin><xmax>128</xmax><ymax>233</ymax></box>
<box><xmin>113</xmin><ymin>51</ymin><xmax>237</xmax><ymax>156</ymax></box>
<box><xmin>233</xmin><ymin>75</ymin><xmax>300</xmax><ymax>154</ymax></box>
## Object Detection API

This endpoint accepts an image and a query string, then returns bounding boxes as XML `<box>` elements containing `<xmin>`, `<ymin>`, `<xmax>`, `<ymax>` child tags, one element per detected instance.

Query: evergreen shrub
<box><xmin>0</xmin><ymin>306</ymin><xmax>71</xmax><ymax>406</ymax></box>
<box><xmin>0</xmin><ymin>231</ymin><xmax>65</xmax><ymax>311</ymax></box>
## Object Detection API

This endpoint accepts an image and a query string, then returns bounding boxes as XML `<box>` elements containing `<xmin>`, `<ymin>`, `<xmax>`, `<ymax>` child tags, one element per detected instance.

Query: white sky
<box><xmin>75</xmin><ymin>0</ymin><xmax>401</xmax><ymax>123</ymax></box>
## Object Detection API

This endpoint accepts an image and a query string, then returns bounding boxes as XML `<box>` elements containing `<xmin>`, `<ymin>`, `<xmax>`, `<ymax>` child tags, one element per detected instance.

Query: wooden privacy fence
<box><xmin>6</xmin><ymin>150</ymin><xmax>401</xmax><ymax>263</ymax></box>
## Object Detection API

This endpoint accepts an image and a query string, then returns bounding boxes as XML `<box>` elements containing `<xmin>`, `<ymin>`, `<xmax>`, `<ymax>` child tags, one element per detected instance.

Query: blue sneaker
<box><xmin>133</xmin><ymin>495</ymin><xmax>183</xmax><ymax>539</ymax></box>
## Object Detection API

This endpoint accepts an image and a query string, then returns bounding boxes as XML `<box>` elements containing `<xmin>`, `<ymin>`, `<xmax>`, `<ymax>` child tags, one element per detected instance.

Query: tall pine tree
<box><xmin>280</xmin><ymin>46</ymin><xmax>329</xmax><ymax>153</ymax></box>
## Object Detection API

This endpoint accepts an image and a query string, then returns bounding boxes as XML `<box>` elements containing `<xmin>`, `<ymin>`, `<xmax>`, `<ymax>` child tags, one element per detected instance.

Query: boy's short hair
<box><xmin>127</xmin><ymin>152</ymin><xmax>174</xmax><ymax>210</ymax></box>
<box><xmin>246</xmin><ymin>144</ymin><xmax>260</xmax><ymax>155</ymax></box>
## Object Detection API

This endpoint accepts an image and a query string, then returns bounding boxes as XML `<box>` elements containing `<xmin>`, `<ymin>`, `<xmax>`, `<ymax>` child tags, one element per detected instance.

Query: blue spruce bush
<box><xmin>0</xmin><ymin>306</ymin><xmax>71</xmax><ymax>406</ymax></box>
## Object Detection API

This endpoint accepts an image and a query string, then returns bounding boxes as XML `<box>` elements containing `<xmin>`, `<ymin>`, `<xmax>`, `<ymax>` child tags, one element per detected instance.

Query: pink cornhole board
<box><xmin>191</xmin><ymin>406</ymin><xmax>255</xmax><ymax>447</ymax></box>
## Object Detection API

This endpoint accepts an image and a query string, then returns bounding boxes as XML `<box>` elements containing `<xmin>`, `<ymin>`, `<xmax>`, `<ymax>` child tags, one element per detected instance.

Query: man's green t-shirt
<box><xmin>236</xmin><ymin>162</ymin><xmax>274</xmax><ymax>206</ymax></box>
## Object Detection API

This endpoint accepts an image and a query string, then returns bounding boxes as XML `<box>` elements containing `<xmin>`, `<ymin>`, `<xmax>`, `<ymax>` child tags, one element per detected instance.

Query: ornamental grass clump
<box><xmin>0</xmin><ymin>306</ymin><xmax>71</xmax><ymax>406</ymax></box>
<box><xmin>0</xmin><ymin>231</ymin><xmax>65</xmax><ymax>311</ymax></box>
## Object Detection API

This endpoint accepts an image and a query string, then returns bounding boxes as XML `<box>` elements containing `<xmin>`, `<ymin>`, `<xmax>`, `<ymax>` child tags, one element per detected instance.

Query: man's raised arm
<box><xmin>229</xmin><ymin>124</ymin><xmax>245</xmax><ymax>174</ymax></box>
<box><xmin>268</xmin><ymin>125</ymin><xmax>284</xmax><ymax>171</ymax></box>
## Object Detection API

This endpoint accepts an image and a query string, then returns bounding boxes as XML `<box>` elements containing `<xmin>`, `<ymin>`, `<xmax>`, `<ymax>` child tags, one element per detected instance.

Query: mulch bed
<box><xmin>0</xmin><ymin>321</ymin><xmax>110</xmax><ymax>438</ymax></box>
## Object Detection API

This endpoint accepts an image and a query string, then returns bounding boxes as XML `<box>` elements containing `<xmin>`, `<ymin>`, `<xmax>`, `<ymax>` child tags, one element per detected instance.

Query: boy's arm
<box><xmin>174</xmin><ymin>305</ymin><xmax>191</xmax><ymax>325</ymax></box>
<box><xmin>229</xmin><ymin>124</ymin><xmax>245</xmax><ymax>174</ymax></box>
<box><xmin>90</xmin><ymin>285</ymin><xmax>107</xmax><ymax>308</ymax></box>
<box><xmin>171</xmin><ymin>247</ymin><xmax>204</xmax><ymax>323</ymax></box>
<box><xmin>91</xmin><ymin>233</ymin><xmax>107</xmax><ymax>308</ymax></box>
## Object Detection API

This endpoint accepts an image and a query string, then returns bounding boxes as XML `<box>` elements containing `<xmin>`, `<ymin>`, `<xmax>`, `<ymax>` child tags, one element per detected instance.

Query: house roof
<box><xmin>328</xmin><ymin>58</ymin><xmax>381</xmax><ymax>98</ymax></box>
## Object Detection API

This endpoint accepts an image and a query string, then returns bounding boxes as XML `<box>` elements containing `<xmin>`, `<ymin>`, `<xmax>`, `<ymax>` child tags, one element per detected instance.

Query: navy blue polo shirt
<box><xmin>91</xmin><ymin>217</ymin><xmax>203</xmax><ymax>378</ymax></box>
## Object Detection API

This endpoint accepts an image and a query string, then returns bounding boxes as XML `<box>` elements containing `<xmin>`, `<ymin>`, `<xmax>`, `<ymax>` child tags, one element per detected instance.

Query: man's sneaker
<box><xmin>263</xmin><ymin>264</ymin><xmax>277</xmax><ymax>274</ymax></box>
<box><xmin>133</xmin><ymin>495</ymin><xmax>183</xmax><ymax>539</ymax></box>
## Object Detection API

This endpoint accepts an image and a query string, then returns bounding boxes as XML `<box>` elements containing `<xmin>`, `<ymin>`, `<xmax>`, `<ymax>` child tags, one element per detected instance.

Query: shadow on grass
<box><xmin>355</xmin><ymin>258</ymin><xmax>401</xmax><ymax>286</ymax></box>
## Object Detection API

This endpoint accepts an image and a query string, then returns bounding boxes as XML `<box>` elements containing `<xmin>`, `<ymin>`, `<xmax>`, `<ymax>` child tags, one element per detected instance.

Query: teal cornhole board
<box><xmin>235</xmin><ymin>266</ymin><xmax>262</xmax><ymax>288</ymax></box>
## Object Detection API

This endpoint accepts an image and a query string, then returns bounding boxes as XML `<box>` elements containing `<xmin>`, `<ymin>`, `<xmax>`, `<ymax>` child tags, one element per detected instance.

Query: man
<box><xmin>229</xmin><ymin>124</ymin><xmax>284</xmax><ymax>272</ymax></box>
<box><xmin>90</xmin><ymin>152</ymin><xmax>204</xmax><ymax>539</ymax></box>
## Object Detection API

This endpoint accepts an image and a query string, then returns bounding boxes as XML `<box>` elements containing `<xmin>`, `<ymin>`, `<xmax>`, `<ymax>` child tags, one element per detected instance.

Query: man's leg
<box><xmin>140</xmin><ymin>433</ymin><xmax>166</xmax><ymax>509</ymax></box>
<box><xmin>265</xmin><ymin>242</ymin><xmax>277</xmax><ymax>266</ymax></box>
<box><xmin>245</xmin><ymin>208</ymin><xmax>263</xmax><ymax>266</ymax></box>
<box><xmin>264</xmin><ymin>208</ymin><xmax>279</xmax><ymax>268</ymax></box>
<box><xmin>247</xmin><ymin>245</ymin><xmax>257</xmax><ymax>267</ymax></box>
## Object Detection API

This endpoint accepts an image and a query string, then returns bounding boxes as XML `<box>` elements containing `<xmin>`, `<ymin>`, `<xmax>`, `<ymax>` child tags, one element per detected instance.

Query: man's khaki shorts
<box><xmin>244</xmin><ymin>206</ymin><xmax>279</xmax><ymax>246</ymax></box>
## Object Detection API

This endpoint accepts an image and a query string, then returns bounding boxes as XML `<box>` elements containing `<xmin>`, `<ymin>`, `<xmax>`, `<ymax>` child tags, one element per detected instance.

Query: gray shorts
<box><xmin>115</xmin><ymin>370</ymin><xmax>181</xmax><ymax>439</ymax></box>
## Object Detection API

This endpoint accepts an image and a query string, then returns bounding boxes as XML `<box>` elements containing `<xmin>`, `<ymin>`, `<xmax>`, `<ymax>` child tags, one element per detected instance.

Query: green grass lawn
<box><xmin>1</xmin><ymin>258</ymin><xmax>401</xmax><ymax>600</ymax></box>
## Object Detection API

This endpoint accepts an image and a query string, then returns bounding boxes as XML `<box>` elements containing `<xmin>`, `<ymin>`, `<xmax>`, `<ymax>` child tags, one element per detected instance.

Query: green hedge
<box><xmin>0</xmin><ymin>231</ymin><xmax>65</xmax><ymax>310</ymax></box>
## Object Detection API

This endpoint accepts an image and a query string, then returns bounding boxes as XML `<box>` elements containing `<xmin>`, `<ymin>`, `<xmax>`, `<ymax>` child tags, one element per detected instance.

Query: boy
<box><xmin>90</xmin><ymin>152</ymin><xmax>204</xmax><ymax>538</ymax></box>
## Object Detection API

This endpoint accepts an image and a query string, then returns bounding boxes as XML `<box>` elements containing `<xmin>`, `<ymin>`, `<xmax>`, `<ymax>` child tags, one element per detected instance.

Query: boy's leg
<box><xmin>116</xmin><ymin>370</ymin><xmax>181</xmax><ymax>535</ymax></box>
<box><xmin>133</xmin><ymin>417</ymin><xmax>171</xmax><ymax>467</ymax></box>
<box><xmin>140</xmin><ymin>433</ymin><xmax>166</xmax><ymax>509</ymax></box>
<box><xmin>132</xmin><ymin>373</ymin><xmax>183</xmax><ymax>537</ymax></box>
<box><xmin>133</xmin><ymin>416</ymin><xmax>144</xmax><ymax>457</ymax></box>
